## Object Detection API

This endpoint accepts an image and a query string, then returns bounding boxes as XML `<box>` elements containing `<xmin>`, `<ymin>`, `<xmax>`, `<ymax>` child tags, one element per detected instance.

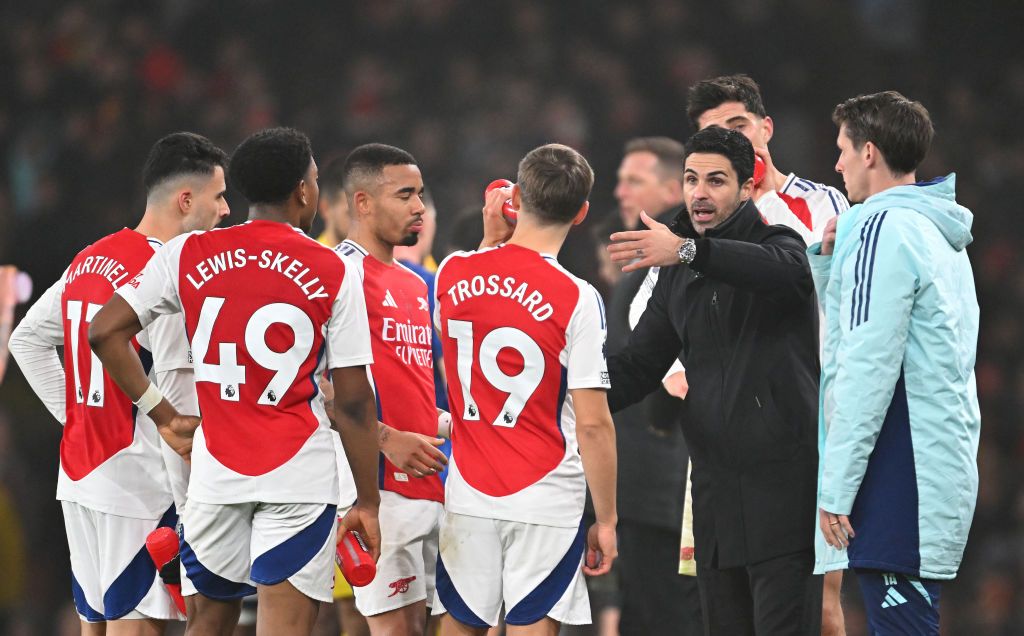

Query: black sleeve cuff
<box><xmin>689</xmin><ymin>238</ymin><xmax>711</xmax><ymax>272</ymax></box>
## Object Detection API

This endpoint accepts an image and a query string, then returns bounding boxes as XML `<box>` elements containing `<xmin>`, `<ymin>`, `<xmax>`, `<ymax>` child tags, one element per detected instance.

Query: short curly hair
<box><xmin>229</xmin><ymin>127</ymin><xmax>313</xmax><ymax>204</ymax></box>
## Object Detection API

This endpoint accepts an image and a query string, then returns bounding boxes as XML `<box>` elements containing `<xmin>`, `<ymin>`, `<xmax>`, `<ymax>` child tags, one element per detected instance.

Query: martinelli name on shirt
<box><xmin>185</xmin><ymin>249</ymin><xmax>330</xmax><ymax>300</ymax></box>
<box><xmin>65</xmin><ymin>255</ymin><xmax>132</xmax><ymax>288</ymax></box>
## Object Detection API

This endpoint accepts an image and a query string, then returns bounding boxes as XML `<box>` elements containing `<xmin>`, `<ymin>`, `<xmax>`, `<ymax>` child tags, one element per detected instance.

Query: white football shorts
<box><xmin>179</xmin><ymin>501</ymin><xmax>337</xmax><ymax>603</ymax></box>
<box><xmin>353</xmin><ymin>490</ymin><xmax>443</xmax><ymax>616</ymax></box>
<box><xmin>62</xmin><ymin>501</ymin><xmax>183</xmax><ymax>622</ymax></box>
<box><xmin>432</xmin><ymin>511</ymin><xmax>590</xmax><ymax>627</ymax></box>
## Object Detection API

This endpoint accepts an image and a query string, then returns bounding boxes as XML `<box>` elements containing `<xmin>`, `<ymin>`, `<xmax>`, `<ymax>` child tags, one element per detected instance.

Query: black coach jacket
<box><xmin>607</xmin><ymin>198</ymin><xmax>820</xmax><ymax>569</ymax></box>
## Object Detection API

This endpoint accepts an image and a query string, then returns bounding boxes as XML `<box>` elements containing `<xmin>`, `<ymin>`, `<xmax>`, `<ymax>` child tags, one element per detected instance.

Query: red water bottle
<box><xmin>753</xmin><ymin>155</ymin><xmax>766</xmax><ymax>186</ymax></box>
<box><xmin>485</xmin><ymin>179</ymin><xmax>517</xmax><ymax>225</ymax></box>
<box><xmin>145</xmin><ymin>527</ymin><xmax>187</xmax><ymax>615</ymax></box>
<box><xmin>336</xmin><ymin>530</ymin><xmax>376</xmax><ymax>587</ymax></box>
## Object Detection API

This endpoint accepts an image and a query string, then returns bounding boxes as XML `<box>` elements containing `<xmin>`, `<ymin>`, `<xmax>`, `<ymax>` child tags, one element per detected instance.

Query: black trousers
<box><xmin>696</xmin><ymin>548</ymin><xmax>822</xmax><ymax>636</ymax></box>
<box><xmin>618</xmin><ymin>521</ymin><xmax>703</xmax><ymax>636</ymax></box>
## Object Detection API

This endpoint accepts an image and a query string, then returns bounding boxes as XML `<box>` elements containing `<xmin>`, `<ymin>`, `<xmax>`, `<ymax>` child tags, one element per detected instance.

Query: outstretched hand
<box><xmin>607</xmin><ymin>211</ymin><xmax>684</xmax><ymax>273</ymax></box>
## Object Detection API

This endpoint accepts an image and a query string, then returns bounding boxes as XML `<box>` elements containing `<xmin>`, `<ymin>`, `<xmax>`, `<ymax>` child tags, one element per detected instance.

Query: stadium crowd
<box><xmin>0</xmin><ymin>1</ymin><xmax>1022</xmax><ymax>634</ymax></box>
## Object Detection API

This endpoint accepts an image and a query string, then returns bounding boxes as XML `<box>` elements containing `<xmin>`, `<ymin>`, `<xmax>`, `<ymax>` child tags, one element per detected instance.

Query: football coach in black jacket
<box><xmin>606</xmin><ymin>126</ymin><xmax>821</xmax><ymax>635</ymax></box>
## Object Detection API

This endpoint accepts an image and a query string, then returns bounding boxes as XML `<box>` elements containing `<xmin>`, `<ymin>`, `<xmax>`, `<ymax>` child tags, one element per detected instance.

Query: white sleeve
<box><xmin>566</xmin><ymin>284</ymin><xmax>611</xmax><ymax>390</ymax></box>
<box><xmin>326</xmin><ymin>261</ymin><xmax>373</xmax><ymax>369</ymax></box>
<box><xmin>8</xmin><ymin>273</ymin><xmax>68</xmax><ymax>424</ymax></box>
<box><xmin>148</xmin><ymin>313</ymin><xmax>192</xmax><ymax>374</ymax></box>
<box><xmin>116</xmin><ymin>235</ymin><xmax>185</xmax><ymax>330</ymax></box>
<box><xmin>155</xmin><ymin>367</ymin><xmax>196</xmax><ymax>510</ymax></box>
<box><xmin>626</xmin><ymin>268</ymin><xmax>684</xmax><ymax>380</ymax></box>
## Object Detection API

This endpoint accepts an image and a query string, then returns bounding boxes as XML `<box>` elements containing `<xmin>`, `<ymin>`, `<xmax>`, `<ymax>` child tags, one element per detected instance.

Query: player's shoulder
<box><xmin>782</xmin><ymin>173</ymin><xmax>849</xmax><ymax>210</ymax></box>
<box><xmin>435</xmin><ymin>248</ymin><xmax>481</xmax><ymax>282</ymax></box>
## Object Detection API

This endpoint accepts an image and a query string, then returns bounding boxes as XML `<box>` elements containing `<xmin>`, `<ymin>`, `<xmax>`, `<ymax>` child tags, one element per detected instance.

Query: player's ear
<box><xmin>177</xmin><ymin>189</ymin><xmax>192</xmax><ymax>215</ymax></box>
<box><xmin>739</xmin><ymin>177</ymin><xmax>754</xmax><ymax>201</ymax></box>
<box><xmin>572</xmin><ymin>200</ymin><xmax>590</xmax><ymax>226</ymax></box>
<box><xmin>761</xmin><ymin>115</ymin><xmax>774</xmax><ymax>145</ymax></box>
<box><xmin>352</xmin><ymin>190</ymin><xmax>371</xmax><ymax>217</ymax></box>
<box><xmin>511</xmin><ymin>184</ymin><xmax>522</xmax><ymax>211</ymax></box>
<box><xmin>297</xmin><ymin>179</ymin><xmax>309</xmax><ymax>208</ymax></box>
<box><xmin>863</xmin><ymin>141</ymin><xmax>878</xmax><ymax>169</ymax></box>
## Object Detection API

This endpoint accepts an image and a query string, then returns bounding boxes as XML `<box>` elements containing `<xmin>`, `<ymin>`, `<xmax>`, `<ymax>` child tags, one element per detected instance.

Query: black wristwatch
<box><xmin>677</xmin><ymin>238</ymin><xmax>697</xmax><ymax>264</ymax></box>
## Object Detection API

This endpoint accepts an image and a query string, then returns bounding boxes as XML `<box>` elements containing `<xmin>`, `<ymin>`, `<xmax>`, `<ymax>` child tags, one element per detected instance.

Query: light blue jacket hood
<box><xmin>866</xmin><ymin>174</ymin><xmax>973</xmax><ymax>251</ymax></box>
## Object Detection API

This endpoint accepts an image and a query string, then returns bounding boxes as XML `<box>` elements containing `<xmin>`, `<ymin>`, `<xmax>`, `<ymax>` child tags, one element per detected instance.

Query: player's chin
<box><xmin>398</xmin><ymin>231</ymin><xmax>420</xmax><ymax>247</ymax></box>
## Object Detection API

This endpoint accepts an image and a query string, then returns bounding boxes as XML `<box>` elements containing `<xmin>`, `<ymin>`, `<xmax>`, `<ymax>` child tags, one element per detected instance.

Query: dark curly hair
<box><xmin>229</xmin><ymin>127</ymin><xmax>313</xmax><ymax>204</ymax></box>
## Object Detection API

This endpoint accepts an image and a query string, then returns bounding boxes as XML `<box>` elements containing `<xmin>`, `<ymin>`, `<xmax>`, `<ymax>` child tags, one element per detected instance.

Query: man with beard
<box><xmin>605</xmin><ymin>136</ymin><xmax>700</xmax><ymax>635</ymax></box>
<box><xmin>606</xmin><ymin>126</ymin><xmax>821</xmax><ymax>635</ymax></box>
<box><xmin>335</xmin><ymin>143</ymin><xmax>448</xmax><ymax>636</ymax></box>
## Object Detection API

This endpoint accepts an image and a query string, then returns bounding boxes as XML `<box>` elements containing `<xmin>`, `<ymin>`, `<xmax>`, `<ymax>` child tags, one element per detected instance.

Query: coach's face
<box><xmin>370</xmin><ymin>164</ymin><xmax>426</xmax><ymax>248</ymax></box>
<box><xmin>684</xmin><ymin>152</ymin><xmax>751</xmax><ymax>236</ymax></box>
<box><xmin>697</xmin><ymin>101</ymin><xmax>774</xmax><ymax>149</ymax></box>
<box><xmin>182</xmin><ymin>166</ymin><xmax>230</xmax><ymax>232</ymax></box>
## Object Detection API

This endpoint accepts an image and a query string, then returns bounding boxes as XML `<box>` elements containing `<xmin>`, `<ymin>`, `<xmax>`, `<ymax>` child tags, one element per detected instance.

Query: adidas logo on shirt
<box><xmin>382</xmin><ymin>289</ymin><xmax>398</xmax><ymax>308</ymax></box>
<box><xmin>880</xmin><ymin>586</ymin><xmax>908</xmax><ymax>608</ymax></box>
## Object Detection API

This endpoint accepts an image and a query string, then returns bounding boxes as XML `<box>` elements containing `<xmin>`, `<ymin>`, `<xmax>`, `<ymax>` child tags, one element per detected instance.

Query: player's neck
<box><xmin>346</xmin><ymin>227</ymin><xmax>394</xmax><ymax>264</ymax></box>
<box><xmin>248</xmin><ymin>205</ymin><xmax>299</xmax><ymax>228</ymax></box>
<box><xmin>507</xmin><ymin>220</ymin><xmax>570</xmax><ymax>257</ymax></box>
<box><xmin>867</xmin><ymin>170</ymin><xmax>917</xmax><ymax>199</ymax></box>
<box><xmin>134</xmin><ymin>207</ymin><xmax>182</xmax><ymax>243</ymax></box>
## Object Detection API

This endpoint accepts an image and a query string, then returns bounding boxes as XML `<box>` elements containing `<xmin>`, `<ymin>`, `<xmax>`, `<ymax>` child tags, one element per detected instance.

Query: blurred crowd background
<box><xmin>1</xmin><ymin>1</ymin><xmax>1022</xmax><ymax>634</ymax></box>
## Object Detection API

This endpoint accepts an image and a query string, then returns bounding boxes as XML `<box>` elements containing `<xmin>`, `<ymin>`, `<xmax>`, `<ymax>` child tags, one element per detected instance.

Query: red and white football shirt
<box><xmin>13</xmin><ymin>229</ymin><xmax>176</xmax><ymax>518</ymax></box>
<box><xmin>336</xmin><ymin>240</ymin><xmax>443</xmax><ymax>503</ymax></box>
<box><xmin>118</xmin><ymin>220</ymin><xmax>373</xmax><ymax>505</ymax></box>
<box><xmin>435</xmin><ymin>244</ymin><xmax>610</xmax><ymax>528</ymax></box>
<box><xmin>756</xmin><ymin>173</ymin><xmax>849</xmax><ymax>245</ymax></box>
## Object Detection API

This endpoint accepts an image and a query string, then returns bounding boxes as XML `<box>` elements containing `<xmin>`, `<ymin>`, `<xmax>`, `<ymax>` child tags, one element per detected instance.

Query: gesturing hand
<box><xmin>607</xmin><ymin>211</ymin><xmax>684</xmax><ymax>273</ymax></box>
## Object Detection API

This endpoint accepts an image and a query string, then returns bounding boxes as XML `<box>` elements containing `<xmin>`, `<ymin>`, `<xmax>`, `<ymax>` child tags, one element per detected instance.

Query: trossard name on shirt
<box><xmin>445</xmin><ymin>273</ymin><xmax>553</xmax><ymax>321</ymax></box>
<box><xmin>184</xmin><ymin>248</ymin><xmax>330</xmax><ymax>300</ymax></box>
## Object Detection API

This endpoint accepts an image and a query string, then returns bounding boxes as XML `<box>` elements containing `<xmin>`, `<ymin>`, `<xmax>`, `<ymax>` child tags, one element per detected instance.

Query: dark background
<box><xmin>1</xmin><ymin>1</ymin><xmax>1021</xmax><ymax>633</ymax></box>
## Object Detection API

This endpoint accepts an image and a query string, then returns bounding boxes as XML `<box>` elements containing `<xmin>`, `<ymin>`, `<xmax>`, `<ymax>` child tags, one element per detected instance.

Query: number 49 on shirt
<box><xmin>192</xmin><ymin>296</ymin><xmax>314</xmax><ymax>405</ymax></box>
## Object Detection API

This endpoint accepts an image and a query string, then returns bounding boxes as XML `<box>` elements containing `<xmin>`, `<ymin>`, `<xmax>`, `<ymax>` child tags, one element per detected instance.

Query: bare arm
<box><xmin>319</xmin><ymin>374</ymin><xmax>446</xmax><ymax>475</ymax></box>
<box><xmin>572</xmin><ymin>387</ymin><xmax>618</xmax><ymax>576</ymax></box>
